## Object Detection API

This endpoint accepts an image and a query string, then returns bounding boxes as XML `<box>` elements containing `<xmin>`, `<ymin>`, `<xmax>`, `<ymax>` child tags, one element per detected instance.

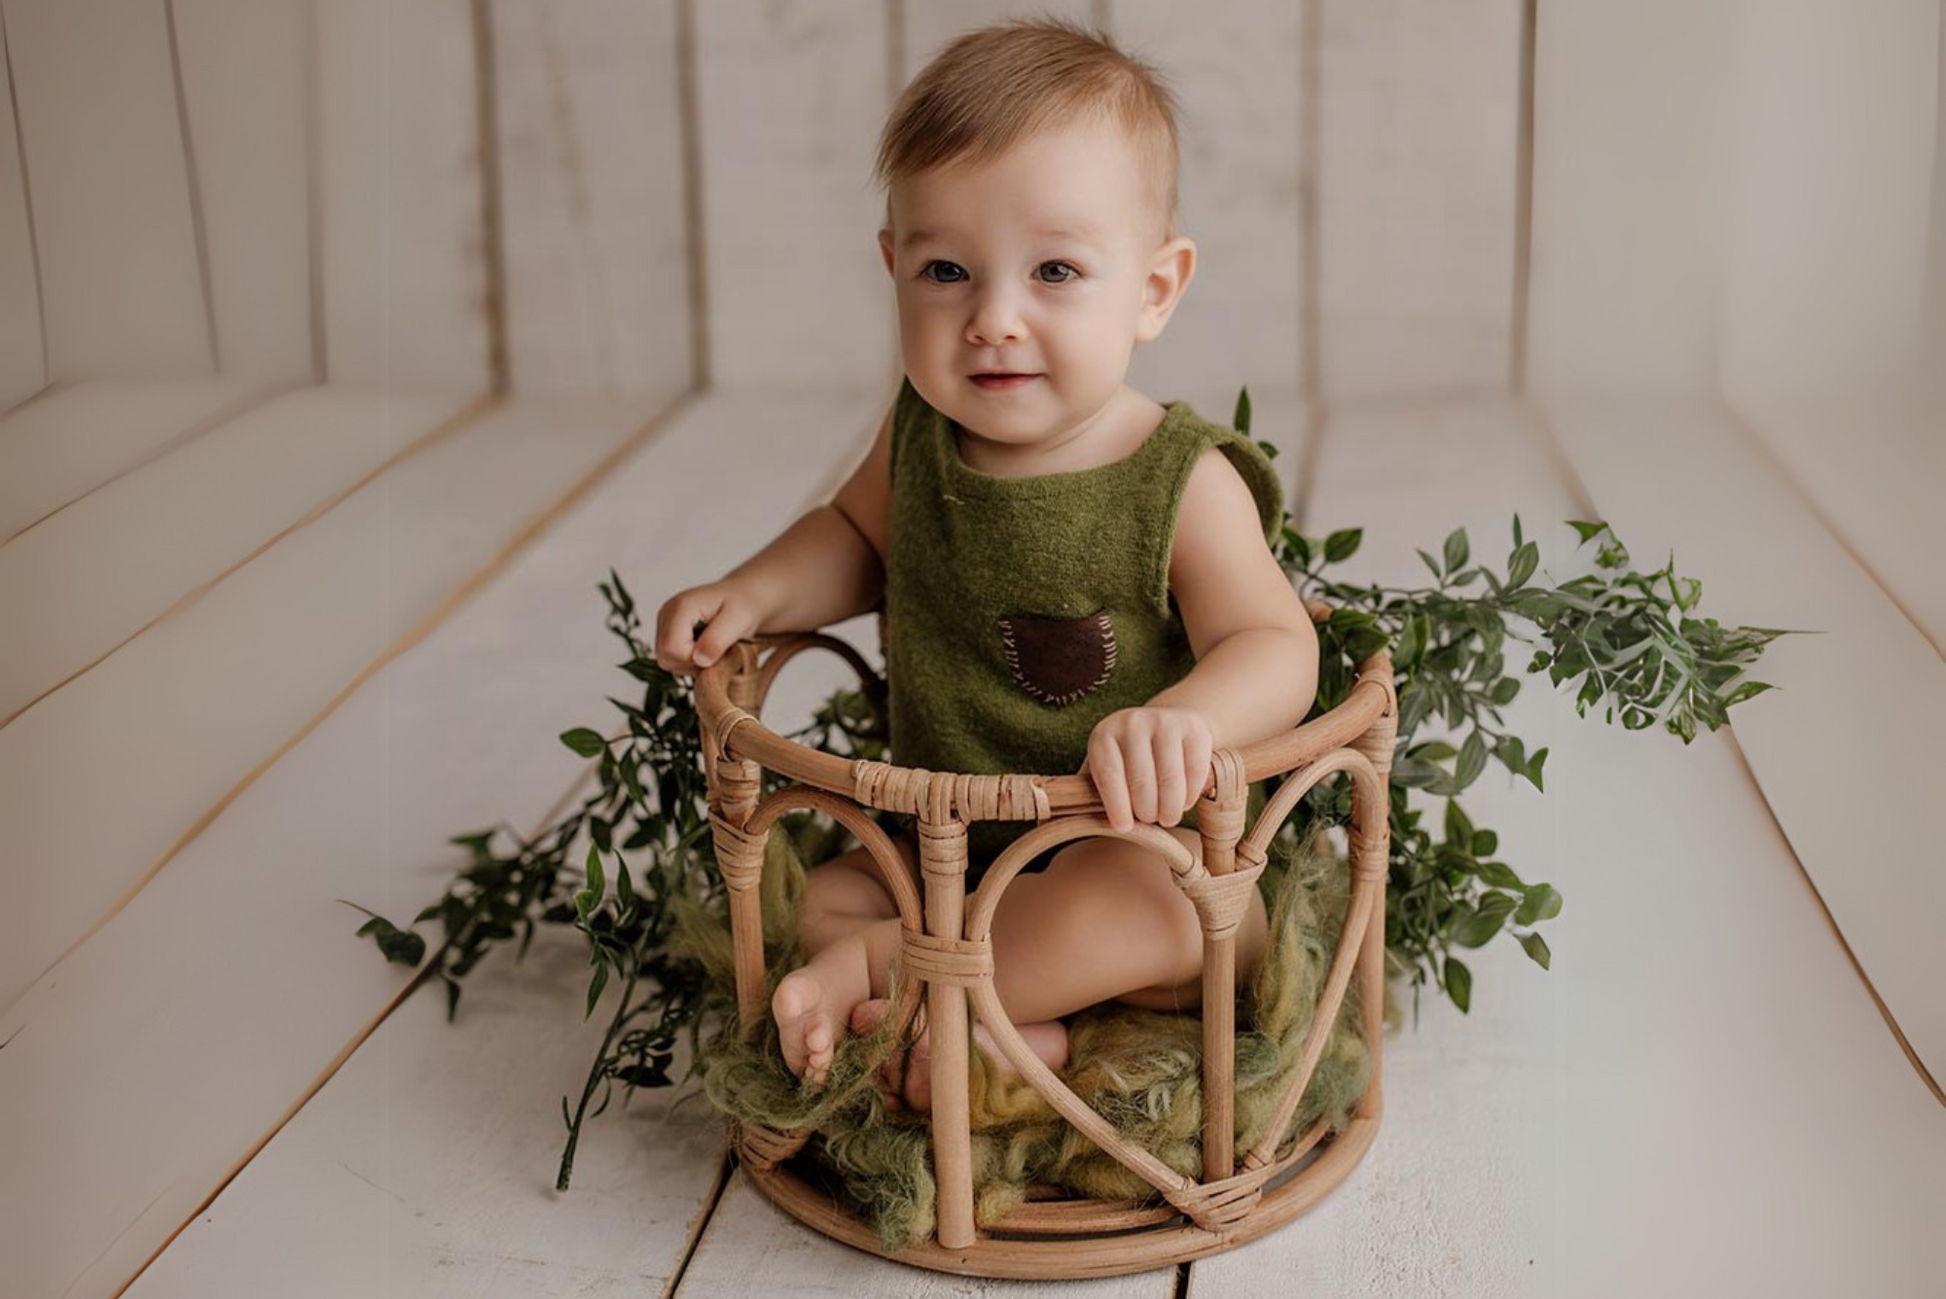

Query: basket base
<box><xmin>738</xmin><ymin>1112</ymin><xmax>1382</xmax><ymax>1279</ymax></box>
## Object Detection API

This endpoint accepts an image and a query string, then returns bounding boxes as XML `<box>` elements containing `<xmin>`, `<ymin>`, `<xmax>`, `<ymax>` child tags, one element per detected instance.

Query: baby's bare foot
<box><xmin>771</xmin><ymin>933</ymin><xmax>874</xmax><ymax>1086</ymax></box>
<box><xmin>849</xmin><ymin>998</ymin><xmax>1070</xmax><ymax>1112</ymax></box>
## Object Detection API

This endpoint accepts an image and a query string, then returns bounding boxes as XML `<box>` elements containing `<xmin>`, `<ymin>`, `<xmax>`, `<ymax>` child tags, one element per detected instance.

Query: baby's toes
<box><xmin>770</xmin><ymin>968</ymin><xmax>825</xmax><ymax>1078</ymax></box>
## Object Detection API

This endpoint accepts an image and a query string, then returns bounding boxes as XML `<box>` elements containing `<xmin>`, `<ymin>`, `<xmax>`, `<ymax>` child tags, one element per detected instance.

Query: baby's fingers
<box><xmin>1181</xmin><ymin>728</ymin><xmax>1214</xmax><ymax>816</ymax></box>
<box><xmin>1086</xmin><ymin>738</ymin><xmax>1134</xmax><ymax>833</ymax></box>
<box><xmin>690</xmin><ymin>595</ymin><xmax>756</xmax><ymax>668</ymax></box>
<box><xmin>1153</xmin><ymin>731</ymin><xmax>1186</xmax><ymax>828</ymax></box>
<box><xmin>1122</xmin><ymin>735</ymin><xmax>1157</xmax><ymax>826</ymax></box>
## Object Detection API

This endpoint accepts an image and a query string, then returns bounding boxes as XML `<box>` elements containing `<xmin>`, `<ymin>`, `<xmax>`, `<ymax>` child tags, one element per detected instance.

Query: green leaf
<box><xmin>1527</xmin><ymin>747</ymin><xmax>1548</xmax><ymax>792</ymax></box>
<box><xmin>1233</xmin><ymin>386</ymin><xmax>1253</xmax><ymax>434</ymax></box>
<box><xmin>1407</xmin><ymin>739</ymin><xmax>1457</xmax><ymax>762</ymax></box>
<box><xmin>1471</xmin><ymin>829</ymin><xmax>1498</xmax><ymax>856</ymax></box>
<box><xmin>1512</xmin><ymin>513</ymin><xmax>1523</xmax><ymax>549</ymax></box>
<box><xmin>1567</xmin><ymin>519</ymin><xmax>1609</xmax><ymax>544</ymax></box>
<box><xmin>560</xmin><ymin>728</ymin><xmax>606</xmax><ymax>758</ymax></box>
<box><xmin>1476</xmin><ymin>859</ymin><xmax>1524</xmax><ymax>889</ymax></box>
<box><xmin>1416</xmin><ymin>547</ymin><xmax>1445</xmax><ymax>581</ymax></box>
<box><xmin>1444</xmin><ymin>955</ymin><xmax>1472</xmax><ymax>1013</ymax></box>
<box><xmin>1721</xmin><ymin>680</ymin><xmax>1775</xmax><ymax>707</ymax></box>
<box><xmin>584</xmin><ymin>961</ymin><xmax>610</xmax><ymax>1020</ymax></box>
<box><xmin>574</xmin><ymin>843</ymin><xmax>606</xmax><ymax>923</ymax></box>
<box><xmin>442</xmin><ymin>974</ymin><xmax>462</xmax><ymax>1022</ymax></box>
<box><xmin>1518</xmin><ymin>931</ymin><xmax>1552</xmax><ymax>970</ymax></box>
<box><xmin>616</xmin><ymin>858</ymin><xmax>636</xmax><ymax>908</ymax></box>
<box><xmin>1443</xmin><ymin>527</ymin><xmax>1470</xmax><ymax>576</ymax></box>
<box><xmin>1454</xmin><ymin>731</ymin><xmax>1487</xmax><ymax>791</ymax></box>
<box><xmin>1323</xmin><ymin>528</ymin><xmax>1363</xmax><ymax>563</ymax></box>
<box><xmin>1515</xmin><ymin>882</ymin><xmax>1562</xmax><ymax>925</ymax></box>
<box><xmin>1443</xmin><ymin>799</ymin><xmax>1475</xmax><ymax>847</ymax></box>
<box><xmin>1506</xmin><ymin>540</ymin><xmax>1539</xmax><ymax>590</ymax></box>
<box><xmin>1452</xmin><ymin>896</ymin><xmax>1513</xmax><ymax>947</ymax></box>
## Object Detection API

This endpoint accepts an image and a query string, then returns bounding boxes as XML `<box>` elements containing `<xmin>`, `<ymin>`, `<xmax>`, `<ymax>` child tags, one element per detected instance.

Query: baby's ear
<box><xmin>1138</xmin><ymin>236</ymin><xmax>1197</xmax><ymax>342</ymax></box>
<box><xmin>878</xmin><ymin>228</ymin><xmax>896</xmax><ymax>276</ymax></box>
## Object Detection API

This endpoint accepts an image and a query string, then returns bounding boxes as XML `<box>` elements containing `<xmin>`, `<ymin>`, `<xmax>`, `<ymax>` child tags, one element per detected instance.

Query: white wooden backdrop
<box><xmin>1</xmin><ymin>1</ymin><xmax>1941</xmax><ymax>1296</ymax></box>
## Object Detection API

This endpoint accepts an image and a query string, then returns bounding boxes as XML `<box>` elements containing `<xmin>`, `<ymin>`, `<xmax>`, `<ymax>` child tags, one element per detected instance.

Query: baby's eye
<box><xmin>920</xmin><ymin>260</ymin><xmax>966</xmax><ymax>284</ymax></box>
<box><xmin>1037</xmin><ymin>261</ymin><xmax>1080</xmax><ymax>284</ymax></box>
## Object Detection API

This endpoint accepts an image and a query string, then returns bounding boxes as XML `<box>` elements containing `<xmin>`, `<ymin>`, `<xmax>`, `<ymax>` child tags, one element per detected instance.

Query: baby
<box><xmin>654</xmin><ymin>19</ymin><xmax>1319</xmax><ymax>1110</ymax></box>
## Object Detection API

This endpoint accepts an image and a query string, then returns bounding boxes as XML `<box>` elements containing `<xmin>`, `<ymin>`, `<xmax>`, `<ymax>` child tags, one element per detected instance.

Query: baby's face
<box><xmin>879</xmin><ymin>112</ymin><xmax>1191</xmax><ymax>452</ymax></box>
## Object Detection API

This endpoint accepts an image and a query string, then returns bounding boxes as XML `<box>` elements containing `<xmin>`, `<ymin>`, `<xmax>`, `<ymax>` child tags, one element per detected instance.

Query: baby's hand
<box><xmin>653</xmin><ymin>579</ymin><xmax>767</xmax><ymax>675</ymax></box>
<box><xmin>1079</xmin><ymin>706</ymin><xmax>1217</xmax><ymax>833</ymax></box>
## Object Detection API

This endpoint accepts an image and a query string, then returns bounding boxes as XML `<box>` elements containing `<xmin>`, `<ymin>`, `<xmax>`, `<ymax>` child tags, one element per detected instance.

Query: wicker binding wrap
<box><xmin>693</xmin><ymin>601</ymin><xmax>1395</xmax><ymax>1279</ymax></box>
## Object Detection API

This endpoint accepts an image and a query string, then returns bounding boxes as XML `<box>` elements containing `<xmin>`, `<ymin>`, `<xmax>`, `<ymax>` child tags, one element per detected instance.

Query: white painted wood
<box><xmin>1541</xmin><ymin>395</ymin><xmax>1946</xmax><ymax>1083</ymax></box>
<box><xmin>1730</xmin><ymin>387</ymin><xmax>1946</xmax><ymax>651</ymax></box>
<box><xmin>1717</xmin><ymin>0</ymin><xmax>1939</xmax><ymax>405</ymax></box>
<box><xmin>0</xmin><ymin>391</ymin><xmax>657</xmax><ymax>1015</ymax></box>
<box><xmin>2</xmin><ymin>0</ymin><xmax>211</xmax><ymax>377</ymax></box>
<box><xmin>1526</xmin><ymin>0</ymin><xmax>1730</xmax><ymax>403</ymax></box>
<box><xmin>679</xmin><ymin>1171</ymin><xmax>1177</xmax><ymax>1296</ymax></box>
<box><xmin>1115</xmin><ymin>0</ymin><xmax>1308</xmax><ymax>418</ymax></box>
<box><xmin>1316</xmin><ymin>0</ymin><xmax>1524</xmax><ymax>401</ymax></box>
<box><xmin>1189</xmin><ymin>398</ymin><xmax>1946</xmax><ymax>1295</ymax></box>
<box><xmin>171</xmin><ymin>0</ymin><xmax>313</xmax><ymax>382</ymax></box>
<box><xmin>491</xmin><ymin>0</ymin><xmax>692</xmax><ymax>400</ymax></box>
<box><xmin>0</xmin><ymin>375</ymin><xmax>270</xmax><ymax>541</ymax></box>
<box><xmin>1927</xmin><ymin>9</ymin><xmax>1945</xmax><ymax>416</ymax></box>
<box><xmin>0</xmin><ymin>385</ymin><xmax>462</xmax><ymax>727</ymax></box>
<box><xmin>0</xmin><ymin>15</ymin><xmax>41</xmax><ymax>411</ymax></box>
<box><xmin>0</xmin><ymin>389</ymin><xmax>874</xmax><ymax>1299</ymax></box>
<box><xmin>316</xmin><ymin>0</ymin><xmax>490</xmax><ymax>390</ymax></box>
<box><xmin>696</xmin><ymin>0</ymin><xmax>893</xmax><ymax>390</ymax></box>
<box><xmin>125</xmin><ymin>929</ymin><xmax>730</xmax><ymax>1299</ymax></box>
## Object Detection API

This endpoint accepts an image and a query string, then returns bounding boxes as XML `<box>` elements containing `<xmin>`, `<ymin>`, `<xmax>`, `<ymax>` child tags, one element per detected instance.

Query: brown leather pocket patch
<box><xmin>1000</xmin><ymin>608</ymin><xmax>1117</xmax><ymax>706</ymax></box>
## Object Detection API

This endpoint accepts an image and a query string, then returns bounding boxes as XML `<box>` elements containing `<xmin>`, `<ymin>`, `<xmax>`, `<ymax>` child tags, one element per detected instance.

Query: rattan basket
<box><xmin>692</xmin><ymin>601</ymin><xmax>1396</xmax><ymax>1279</ymax></box>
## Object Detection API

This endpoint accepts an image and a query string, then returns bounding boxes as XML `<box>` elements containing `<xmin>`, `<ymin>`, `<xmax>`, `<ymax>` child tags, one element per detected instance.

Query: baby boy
<box><xmin>655</xmin><ymin>18</ymin><xmax>1319</xmax><ymax>1109</ymax></box>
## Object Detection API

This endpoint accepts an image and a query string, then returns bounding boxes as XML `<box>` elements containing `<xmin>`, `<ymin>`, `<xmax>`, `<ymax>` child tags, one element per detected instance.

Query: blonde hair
<box><xmin>872</xmin><ymin>16</ymin><xmax>1183</xmax><ymax>247</ymax></box>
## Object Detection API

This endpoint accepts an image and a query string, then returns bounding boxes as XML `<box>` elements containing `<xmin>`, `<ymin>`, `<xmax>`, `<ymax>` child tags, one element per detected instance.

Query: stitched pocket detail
<box><xmin>999</xmin><ymin>608</ymin><xmax>1117</xmax><ymax>706</ymax></box>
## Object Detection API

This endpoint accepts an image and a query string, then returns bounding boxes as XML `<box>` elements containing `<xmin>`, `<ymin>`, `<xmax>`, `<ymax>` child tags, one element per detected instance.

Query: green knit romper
<box><xmin>883</xmin><ymin>376</ymin><xmax>1286</xmax><ymax>886</ymax></box>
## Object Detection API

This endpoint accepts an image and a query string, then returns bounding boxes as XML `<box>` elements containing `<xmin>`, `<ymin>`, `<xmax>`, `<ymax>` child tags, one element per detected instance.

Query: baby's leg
<box><xmin>856</xmin><ymin>827</ymin><xmax>1271</xmax><ymax>1108</ymax></box>
<box><xmin>770</xmin><ymin>841</ymin><xmax>905</xmax><ymax>1084</ymax></box>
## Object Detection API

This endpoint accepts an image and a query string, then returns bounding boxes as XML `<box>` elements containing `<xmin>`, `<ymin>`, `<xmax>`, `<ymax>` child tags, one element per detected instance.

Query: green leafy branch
<box><xmin>1232</xmin><ymin>385</ymin><xmax>1799</xmax><ymax>1019</ymax></box>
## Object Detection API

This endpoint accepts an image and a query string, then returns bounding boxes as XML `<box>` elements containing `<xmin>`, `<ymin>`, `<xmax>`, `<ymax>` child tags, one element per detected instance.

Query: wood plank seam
<box><xmin>1291</xmin><ymin>0</ymin><xmax>1324</xmax><ymax>533</ymax></box>
<box><xmin>660</xmin><ymin>1152</ymin><xmax>735</xmax><ymax>1299</ymax></box>
<box><xmin>1520</xmin><ymin>396</ymin><xmax>1944</xmax><ymax>1108</ymax></box>
<box><xmin>469</xmin><ymin>0</ymin><xmax>509</xmax><ymax>396</ymax></box>
<box><xmin>0</xmin><ymin>1</ymin><xmax>48</xmax><ymax>389</ymax></box>
<box><xmin>161</xmin><ymin>0</ymin><xmax>220</xmax><ymax>373</ymax></box>
<box><xmin>11</xmin><ymin>390</ymin><xmax>697</xmax><ymax>1028</ymax></box>
<box><xmin>0</xmin><ymin>378</ymin><xmax>301</xmax><ymax>548</ymax></box>
<box><xmin>1509</xmin><ymin>0</ymin><xmax>1537</xmax><ymax>394</ymax></box>
<box><xmin>1715</xmin><ymin>393</ymin><xmax>1942</xmax><ymax>662</ymax></box>
<box><xmin>0</xmin><ymin>376</ymin><xmax>63</xmax><ymax>424</ymax></box>
<box><xmin>879</xmin><ymin>0</ymin><xmax>902</xmax><ymax>393</ymax></box>
<box><xmin>675</xmin><ymin>0</ymin><xmax>709</xmax><ymax>391</ymax></box>
<box><xmin>0</xmin><ymin>388</ymin><xmax>495</xmax><ymax>731</ymax></box>
<box><xmin>1719</xmin><ymin>730</ymin><xmax>1946</xmax><ymax>1109</ymax></box>
<box><xmin>109</xmin><ymin>759</ymin><xmax>615</xmax><ymax>1298</ymax></box>
<box><xmin>301</xmin><ymin>0</ymin><xmax>324</xmax><ymax>383</ymax></box>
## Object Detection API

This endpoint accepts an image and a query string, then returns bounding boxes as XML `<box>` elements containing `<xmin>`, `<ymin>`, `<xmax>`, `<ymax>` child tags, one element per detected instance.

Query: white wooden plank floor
<box><xmin>0</xmin><ymin>385</ymin><xmax>474</xmax><ymax>726</ymax></box>
<box><xmin>0</xmin><ymin>376</ymin><xmax>277</xmax><ymax>542</ymax></box>
<box><xmin>1543</xmin><ymin>395</ymin><xmax>1946</xmax><ymax>1082</ymax></box>
<box><xmin>5</xmin><ymin>385</ymin><xmax>1941</xmax><ymax>1299</ymax></box>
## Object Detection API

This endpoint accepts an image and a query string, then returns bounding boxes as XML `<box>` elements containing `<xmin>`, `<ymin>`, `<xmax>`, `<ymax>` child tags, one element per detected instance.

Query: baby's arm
<box><xmin>1082</xmin><ymin>448</ymin><xmax>1319</xmax><ymax>831</ymax></box>
<box><xmin>654</xmin><ymin>402</ymin><xmax>893</xmax><ymax>673</ymax></box>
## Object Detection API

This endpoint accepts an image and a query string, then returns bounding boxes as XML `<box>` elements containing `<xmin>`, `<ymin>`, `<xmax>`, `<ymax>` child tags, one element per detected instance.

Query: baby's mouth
<box><xmin>970</xmin><ymin>372</ymin><xmax>1039</xmax><ymax>388</ymax></box>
